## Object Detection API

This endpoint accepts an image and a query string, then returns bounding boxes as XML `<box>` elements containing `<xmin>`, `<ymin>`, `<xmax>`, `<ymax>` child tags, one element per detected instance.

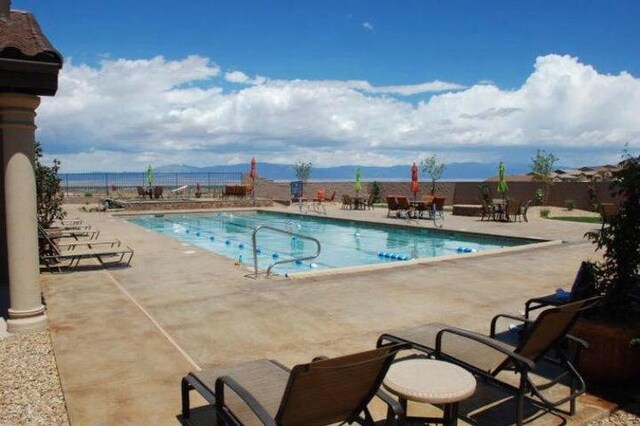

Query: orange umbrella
<box><xmin>250</xmin><ymin>157</ymin><xmax>257</xmax><ymax>180</ymax></box>
<box><xmin>411</xmin><ymin>162</ymin><xmax>420</xmax><ymax>200</ymax></box>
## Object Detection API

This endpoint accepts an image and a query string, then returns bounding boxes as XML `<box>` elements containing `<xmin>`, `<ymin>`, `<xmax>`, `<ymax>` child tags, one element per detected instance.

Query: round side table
<box><xmin>383</xmin><ymin>358</ymin><xmax>476</xmax><ymax>426</ymax></box>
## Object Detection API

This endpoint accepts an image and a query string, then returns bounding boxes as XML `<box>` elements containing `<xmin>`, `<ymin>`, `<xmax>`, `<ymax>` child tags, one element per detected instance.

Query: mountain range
<box><xmin>155</xmin><ymin>162</ymin><xmax>533</xmax><ymax>181</ymax></box>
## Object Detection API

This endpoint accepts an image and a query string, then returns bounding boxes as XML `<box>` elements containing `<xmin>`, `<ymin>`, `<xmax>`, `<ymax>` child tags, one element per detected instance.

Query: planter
<box><xmin>571</xmin><ymin>319</ymin><xmax>640</xmax><ymax>385</ymax></box>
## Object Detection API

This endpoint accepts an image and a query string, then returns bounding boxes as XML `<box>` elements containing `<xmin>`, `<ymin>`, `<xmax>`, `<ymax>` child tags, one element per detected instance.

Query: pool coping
<box><xmin>115</xmin><ymin>207</ymin><xmax>563</xmax><ymax>281</ymax></box>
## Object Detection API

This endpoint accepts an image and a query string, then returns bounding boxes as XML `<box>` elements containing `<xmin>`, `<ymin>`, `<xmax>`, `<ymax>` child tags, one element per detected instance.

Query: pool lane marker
<box><xmin>104</xmin><ymin>272</ymin><xmax>201</xmax><ymax>371</ymax></box>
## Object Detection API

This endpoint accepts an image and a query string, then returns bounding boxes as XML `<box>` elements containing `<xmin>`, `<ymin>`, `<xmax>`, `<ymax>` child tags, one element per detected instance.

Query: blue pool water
<box><xmin>127</xmin><ymin>211</ymin><xmax>538</xmax><ymax>275</ymax></box>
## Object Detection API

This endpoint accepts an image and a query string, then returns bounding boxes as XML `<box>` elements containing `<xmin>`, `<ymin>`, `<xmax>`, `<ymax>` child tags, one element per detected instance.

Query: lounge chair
<box><xmin>524</xmin><ymin>261</ymin><xmax>597</xmax><ymax>319</ymax></box>
<box><xmin>377</xmin><ymin>297</ymin><xmax>601</xmax><ymax>425</ymax></box>
<box><xmin>181</xmin><ymin>343</ymin><xmax>408</xmax><ymax>426</ymax></box>
<box><xmin>39</xmin><ymin>225</ymin><xmax>134</xmax><ymax>270</ymax></box>
<box><xmin>42</xmin><ymin>225</ymin><xmax>100</xmax><ymax>241</ymax></box>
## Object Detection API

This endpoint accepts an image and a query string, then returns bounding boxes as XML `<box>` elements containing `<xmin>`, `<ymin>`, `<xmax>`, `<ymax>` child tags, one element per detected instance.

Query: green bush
<box><xmin>35</xmin><ymin>141</ymin><xmax>65</xmax><ymax>227</ymax></box>
<box><xmin>84</xmin><ymin>191</ymin><xmax>93</xmax><ymax>197</ymax></box>
<box><xmin>533</xmin><ymin>188</ymin><xmax>545</xmax><ymax>206</ymax></box>
<box><xmin>564</xmin><ymin>199</ymin><xmax>575</xmax><ymax>211</ymax></box>
<box><xmin>370</xmin><ymin>181</ymin><xmax>382</xmax><ymax>203</ymax></box>
<box><xmin>540</xmin><ymin>208</ymin><xmax>550</xmax><ymax>218</ymax></box>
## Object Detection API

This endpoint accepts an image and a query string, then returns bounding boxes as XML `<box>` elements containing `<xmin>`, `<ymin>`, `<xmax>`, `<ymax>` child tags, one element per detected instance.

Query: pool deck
<box><xmin>42</xmin><ymin>203</ymin><xmax>614</xmax><ymax>425</ymax></box>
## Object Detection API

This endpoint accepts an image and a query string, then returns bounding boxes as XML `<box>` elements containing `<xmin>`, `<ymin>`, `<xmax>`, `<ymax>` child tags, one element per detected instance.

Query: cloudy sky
<box><xmin>16</xmin><ymin>0</ymin><xmax>640</xmax><ymax>172</ymax></box>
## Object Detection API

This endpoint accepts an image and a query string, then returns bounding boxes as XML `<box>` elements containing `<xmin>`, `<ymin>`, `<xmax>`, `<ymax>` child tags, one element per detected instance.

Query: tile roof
<box><xmin>0</xmin><ymin>10</ymin><xmax>62</xmax><ymax>64</ymax></box>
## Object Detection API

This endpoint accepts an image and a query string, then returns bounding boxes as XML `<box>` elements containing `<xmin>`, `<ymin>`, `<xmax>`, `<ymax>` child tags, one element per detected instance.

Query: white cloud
<box><xmin>37</xmin><ymin>54</ymin><xmax>640</xmax><ymax>172</ymax></box>
<box><xmin>225</xmin><ymin>71</ymin><xmax>267</xmax><ymax>85</ymax></box>
<box><xmin>362</xmin><ymin>22</ymin><xmax>374</xmax><ymax>30</ymax></box>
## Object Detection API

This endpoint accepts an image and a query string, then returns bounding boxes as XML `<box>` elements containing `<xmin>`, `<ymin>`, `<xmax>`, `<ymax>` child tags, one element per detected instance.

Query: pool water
<box><xmin>127</xmin><ymin>211</ymin><xmax>538</xmax><ymax>275</ymax></box>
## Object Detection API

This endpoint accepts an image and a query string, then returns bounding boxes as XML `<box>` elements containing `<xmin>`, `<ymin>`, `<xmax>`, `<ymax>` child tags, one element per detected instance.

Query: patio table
<box><xmin>383</xmin><ymin>358</ymin><xmax>476</xmax><ymax>426</ymax></box>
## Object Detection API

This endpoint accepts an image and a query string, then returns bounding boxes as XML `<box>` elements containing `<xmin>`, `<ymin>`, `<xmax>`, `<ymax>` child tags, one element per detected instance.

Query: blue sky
<box><xmin>14</xmin><ymin>0</ymin><xmax>640</xmax><ymax>171</ymax></box>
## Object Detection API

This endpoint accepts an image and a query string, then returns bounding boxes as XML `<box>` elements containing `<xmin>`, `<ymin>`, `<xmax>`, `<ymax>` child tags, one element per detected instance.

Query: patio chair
<box><xmin>599</xmin><ymin>203</ymin><xmax>619</xmax><ymax>226</ymax></box>
<box><xmin>153</xmin><ymin>185</ymin><xmax>164</xmax><ymax>199</ymax></box>
<box><xmin>377</xmin><ymin>297</ymin><xmax>601</xmax><ymax>426</ymax></box>
<box><xmin>366</xmin><ymin>193</ymin><xmax>375</xmax><ymax>210</ymax></box>
<box><xmin>342</xmin><ymin>194</ymin><xmax>353</xmax><ymax>209</ymax></box>
<box><xmin>524</xmin><ymin>261</ymin><xmax>597</xmax><ymax>319</ymax></box>
<box><xmin>506</xmin><ymin>199</ymin><xmax>522</xmax><ymax>222</ymax></box>
<box><xmin>432</xmin><ymin>197</ymin><xmax>445</xmax><ymax>219</ymax></box>
<box><xmin>396</xmin><ymin>196</ymin><xmax>412</xmax><ymax>218</ymax></box>
<box><xmin>38</xmin><ymin>225</ymin><xmax>134</xmax><ymax>270</ymax></box>
<box><xmin>181</xmin><ymin>343</ymin><xmax>409</xmax><ymax>426</ymax></box>
<box><xmin>520</xmin><ymin>199</ymin><xmax>532</xmax><ymax>223</ymax></box>
<box><xmin>326</xmin><ymin>191</ymin><xmax>337</xmax><ymax>203</ymax></box>
<box><xmin>137</xmin><ymin>186</ymin><xmax>147</xmax><ymax>198</ymax></box>
<box><xmin>386</xmin><ymin>196</ymin><xmax>399</xmax><ymax>217</ymax></box>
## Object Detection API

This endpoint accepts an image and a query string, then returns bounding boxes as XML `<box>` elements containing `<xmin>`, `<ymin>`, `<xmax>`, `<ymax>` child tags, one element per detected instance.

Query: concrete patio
<box><xmin>41</xmin><ymin>203</ymin><xmax>613</xmax><ymax>425</ymax></box>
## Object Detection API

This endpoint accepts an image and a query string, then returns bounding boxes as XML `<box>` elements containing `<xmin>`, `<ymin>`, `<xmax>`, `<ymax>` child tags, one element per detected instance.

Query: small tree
<box><xmin>35</xmin><ymin>141</ymin><xmax>65</xmax><ymax>227</ymax></box>
<box><xmin>293</xmin><ymin>161</ymin><xmax>313</xmax><ymax>183</ymax></box>
<box><xmin>421</xmin><ymin>154</ymin><xmax>446</xmax><ymax>195</ymax></box>
<box><xmin>585</xmin><ymin>151</ymin><xmax>640</xmax><ymax>321</ymax></box>
<box><xmin>530</xmin><ymin>149</ymin><xmax>558</xmax><ymax>205</ymax></box>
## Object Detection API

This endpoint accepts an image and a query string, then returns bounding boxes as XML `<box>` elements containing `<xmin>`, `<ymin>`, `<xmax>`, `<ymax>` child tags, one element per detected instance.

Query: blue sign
<box><xmin>290</xmin><ymin>181</ymin><xmax>303</xmax><ymax>198</ymax></box>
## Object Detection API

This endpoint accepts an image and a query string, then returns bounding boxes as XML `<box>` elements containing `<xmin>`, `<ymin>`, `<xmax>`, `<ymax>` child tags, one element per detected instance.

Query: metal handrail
<box><xmin>251</xmin><ymin>225</ymin><xmax>321</xmax><ymax>278</ymax></box>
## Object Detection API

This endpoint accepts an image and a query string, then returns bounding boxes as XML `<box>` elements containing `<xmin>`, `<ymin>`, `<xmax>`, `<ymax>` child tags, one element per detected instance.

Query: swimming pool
<box><xmin>127</xmin><ymin>211</ymin><xmax>540</xmax><ymax>275</ymax></box>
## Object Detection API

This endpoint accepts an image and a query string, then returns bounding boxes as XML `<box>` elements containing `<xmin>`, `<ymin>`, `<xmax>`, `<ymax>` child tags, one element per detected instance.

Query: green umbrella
<box><xmin>354</xmin><ymin>167</ymin><xmax>362</xmax><ymax>194</ymax></box>
<box><xmin>497</xmin><ymin>161</ymin><xmax>508</xmax><ymax>197</ymax></box>
<box><xmin>146</xmin><ymin>164</ymin><xmax>154</xmax><ymax>186</ymax></box>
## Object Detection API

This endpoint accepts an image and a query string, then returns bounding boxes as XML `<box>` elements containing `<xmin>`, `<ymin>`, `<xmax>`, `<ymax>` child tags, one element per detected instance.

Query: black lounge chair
<box><xmin>181</xmin><ymin>343</ymin><xmax>408</xmax><ymax>426</ymax></box>
<box><xmin>378</xmin><ymin>297</ymin><xmax>601</xmax><ymax>425</ymax></box>
<box><xmin>524</xmin><ymin>261</ymin><xmax>597</xmax><ymax>319</ymax></box>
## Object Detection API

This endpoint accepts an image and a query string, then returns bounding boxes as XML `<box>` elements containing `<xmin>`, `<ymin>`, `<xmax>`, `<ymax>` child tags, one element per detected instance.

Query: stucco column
<box><xmin>0</xmin><ymin>93</ymin><xmax>47</xmax><ymax>332</ymax></box>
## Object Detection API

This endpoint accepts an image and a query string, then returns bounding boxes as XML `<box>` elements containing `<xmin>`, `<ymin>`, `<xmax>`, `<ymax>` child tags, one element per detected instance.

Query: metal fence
<box><xmin>61</xmin><ymin>172</ymin><xmax>245</xmax><ymax>198</ymax></box>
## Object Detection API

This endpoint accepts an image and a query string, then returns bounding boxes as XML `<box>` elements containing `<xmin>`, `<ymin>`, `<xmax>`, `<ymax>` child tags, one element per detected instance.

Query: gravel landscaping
<box><xmin>0</xmin><ymin>323</ymin><xmax>69</xmax><ymax>426</ymax></box>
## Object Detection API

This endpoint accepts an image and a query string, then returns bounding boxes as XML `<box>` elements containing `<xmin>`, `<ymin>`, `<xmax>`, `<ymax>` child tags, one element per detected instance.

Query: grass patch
<box><xmin>548</xmin><ymin>216</ymin><xmax>602</xmax><ymax>224</ymax></box>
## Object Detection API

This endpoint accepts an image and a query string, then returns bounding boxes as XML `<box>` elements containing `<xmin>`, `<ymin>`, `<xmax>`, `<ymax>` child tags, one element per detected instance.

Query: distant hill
<box><xmin>155</xmin><ymin>162</ymin><xmax>533</xmax><ymax>181</ymax></box>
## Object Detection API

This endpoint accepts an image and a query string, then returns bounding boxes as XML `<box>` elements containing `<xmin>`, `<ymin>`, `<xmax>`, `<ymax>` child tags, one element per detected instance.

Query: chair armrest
<box><xmin>215</xmin><ymin>375</ymin><xmax>277</xmax><ymax>426</ymax></box>
<box><xmin>565</xmin><ymin>333</ymin><xmax>589</xmax><ymax>350</ymax></box>
<box><xmin>376</xmin><ymin>387</ymin><xmax>405</xmax><ymax>420</ymax></box>
<box><xmin>490</xmin><ymin>313</ymin><xmax>534</xmax><ymax>337</ymax></box>
<box><xmin>59</xmin><ymin>239</ymin><xmax>122</xmax><ymax>250</ymax></box>
<box><xmin>311</xmin><ymin>355</ymin><xmax>329</xmax><ymax>362</ymax></box>
<box><xmin>436</xmin><ymin>327</ymin><xmax>535</xmax><ymax>371</ymax></box>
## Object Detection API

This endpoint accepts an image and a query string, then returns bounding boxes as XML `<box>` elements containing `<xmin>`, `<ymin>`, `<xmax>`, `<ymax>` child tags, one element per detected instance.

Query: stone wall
<box><xmin>254</xmin><ymin>179</ymin><xmax>617</xmax><ymax>210</ymax></box>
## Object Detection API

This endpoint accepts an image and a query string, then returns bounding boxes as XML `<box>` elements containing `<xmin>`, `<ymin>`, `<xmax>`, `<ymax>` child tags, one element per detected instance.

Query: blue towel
<box><xmin>555</xmin><ymin>288</ymin><xmax>571</xmax><ymax>301</ymax></box>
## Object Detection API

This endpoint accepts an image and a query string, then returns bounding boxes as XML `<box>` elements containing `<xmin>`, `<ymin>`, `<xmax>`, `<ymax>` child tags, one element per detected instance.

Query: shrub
<box><xmin>35</xmin><ymin>141</ymin><xmax>65</xmax><ymax>227</ymax></box>
<box><xmin>564</xmin><ymin>199</ymin><xmax>575</xmax><ymax>211</ymax></box>
<box><xmin>585</xmin><ymin>151</ymin><xmax>640</xmax><ymax>320</ymax></box>
<box><xmin>533</xmin><ymin>188</ymin><xmax>545</xmax><ymax>206</ymax></box>
<box><xmin>540</xmin><ymin>208</ymin><xmax>550</xmax><ymax>218</ymax></box>
<box><xmin>370</xmin><ymin>181</ymin><xmax>382</xmax><ymax>203</ymax></box>
<box><xmin>84</xmin><ymin>191</ymin><xmax>93</xmax><ymax>197</ymax></box>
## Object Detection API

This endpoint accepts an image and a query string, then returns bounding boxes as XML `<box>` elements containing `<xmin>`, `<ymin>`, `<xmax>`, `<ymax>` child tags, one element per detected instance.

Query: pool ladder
<box><xmin>251</xmin><ymin>225</ymin><xmax>321</xmax><ymax>278</ymax></box>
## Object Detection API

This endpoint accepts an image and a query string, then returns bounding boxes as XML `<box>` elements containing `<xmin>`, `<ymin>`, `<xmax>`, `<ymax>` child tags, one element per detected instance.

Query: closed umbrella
<box><xmin>354</xmin><ymin>167</ymin><xmax>362</xmax><ymax>195</ymax></box>
<box><xmin>497</xmin><ymin>161</ymin><xmax>508</xmax><ymax>198</ymax></box>
<box><xmin>146</xmin><ymin>164</ymin><xmax>154</xmax><ymax>187</ymax></box>
<box><xmin>411</xmin><ymin>162</ymin><xmax>420</xmax><ymax>200</ymax></box>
